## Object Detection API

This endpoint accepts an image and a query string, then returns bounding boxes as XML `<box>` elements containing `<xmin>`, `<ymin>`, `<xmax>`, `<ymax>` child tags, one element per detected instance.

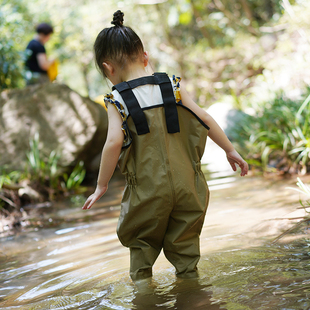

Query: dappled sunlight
<box><xmin>2</xmin><ymin>0</ymin><xmax>310</xmax><ymax>308</ymax></box>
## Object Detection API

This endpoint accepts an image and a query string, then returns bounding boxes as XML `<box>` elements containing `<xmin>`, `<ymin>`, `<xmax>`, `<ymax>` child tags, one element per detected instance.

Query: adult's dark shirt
<box><xmin>25</xmin><ymin>39</ymin><xmax>47</xmax><ymax>73</ymax></box>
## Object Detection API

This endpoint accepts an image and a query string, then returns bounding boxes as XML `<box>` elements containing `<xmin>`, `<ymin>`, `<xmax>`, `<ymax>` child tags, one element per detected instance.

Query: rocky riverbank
<box><xmin>0</xmin><ymin>83</ymin><xmax>108</xmax><ymax>233</ymax></box>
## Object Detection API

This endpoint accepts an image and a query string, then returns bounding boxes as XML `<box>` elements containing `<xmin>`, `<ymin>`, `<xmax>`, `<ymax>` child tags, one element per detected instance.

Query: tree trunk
<box><xmin>239</xmin><ymin>0</ymin><xmax>254</xmax><ymax>22</ymax></box>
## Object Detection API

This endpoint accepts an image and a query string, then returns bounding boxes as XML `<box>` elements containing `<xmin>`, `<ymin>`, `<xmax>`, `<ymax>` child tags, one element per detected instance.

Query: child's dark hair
<box><xmin>36</xmin><ymin>23</ymin><xmax>54</xmax><ymax>35</ymax></box>
<box><xmin>94</xmin><ymin>10</ymin><xmax>144</xmax><ymax>77</ymax></box>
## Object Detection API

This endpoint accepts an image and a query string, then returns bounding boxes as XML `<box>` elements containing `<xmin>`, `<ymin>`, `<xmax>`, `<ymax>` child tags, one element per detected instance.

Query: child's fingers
<box><xmin>238</xmin><ymin>160</ymin><xmax>248</xmax><ymax>176</ymax></box>
<box><xmin>82</xmin><ymin>204</ymin><xmax>88</xmax><ymax>210</ymax></box>
<box><xmin>227</xmin><ymin>157</ymin><xmax>237</xmax><ymax>171</ymax></box>
<box><xmin>229</xmin><ymin>161</ymin><xmax>237</xmax><ymax>171</ymax></box>
<box><xmin>82</xmin><ymin>195</ymin><xmax>95</xmax><ymax>210</ymax></box>
<box><xmin>82</xmin><ymin>187</ymin><xmax>107</xmax><ymax>210</ymax></box>
<box><xmin>87</xmin><ymin>198</ymin><xmax>96</xmax><ymax>209</ymax></box>
<box><xmin>227</xmin><ymin>151</ymin><xmax>248</xmax><ymax>176</ymax></box>
<box><xmin>228</xmin><ymin>158</ymin><xmax>248</xmax><ymax>176</ymax></box>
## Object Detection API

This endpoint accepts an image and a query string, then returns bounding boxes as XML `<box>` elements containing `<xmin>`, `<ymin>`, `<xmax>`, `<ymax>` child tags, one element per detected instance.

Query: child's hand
<box><xmin>82</xmin><ymin>185</ymin><xmax>108</xmax><ymax>210</ymax></box>
<box><xmin>226</xmin><ymin>150</ymin><xmax>248</xmax><ymax>176</ymax></box>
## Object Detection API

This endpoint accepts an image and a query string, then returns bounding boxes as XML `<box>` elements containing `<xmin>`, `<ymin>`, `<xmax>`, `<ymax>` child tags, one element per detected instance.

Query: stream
<box><xmin>1</xmin><ymin>140</ymin><xmax>310</xmax><ymax>309</ymax></box>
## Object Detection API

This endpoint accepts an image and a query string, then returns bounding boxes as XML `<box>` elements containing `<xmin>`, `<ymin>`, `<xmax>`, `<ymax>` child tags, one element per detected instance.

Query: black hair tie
<box><xmin>111</xmin><ymin>10</ymin><xmax>124</xmax><ymax>27</ymax></box>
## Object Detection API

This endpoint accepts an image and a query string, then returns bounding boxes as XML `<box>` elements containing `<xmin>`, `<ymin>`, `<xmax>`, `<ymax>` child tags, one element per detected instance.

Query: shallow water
<box><xmin>1</xmin><ymin>142</ymin><xmax>310</xmax><ymax>309</ymax></box>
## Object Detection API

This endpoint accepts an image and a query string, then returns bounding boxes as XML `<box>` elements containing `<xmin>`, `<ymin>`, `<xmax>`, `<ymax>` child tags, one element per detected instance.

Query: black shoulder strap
<box><xmin>154</xmin><ymin>73</ymin><xmax>180</xmax><ymax>134</ymax></box>
<box><xmin>112</xmin><ymin>73</ymin><xmax>180</xmax><ymax>135</ymax></box>
<box><xmin>112</xmin><ymin>81</ymin><xmax>150</xmax><ymax>135</ymax></box>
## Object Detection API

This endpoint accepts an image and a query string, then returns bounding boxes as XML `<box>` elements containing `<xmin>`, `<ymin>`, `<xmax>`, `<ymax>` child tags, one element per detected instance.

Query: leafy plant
<box><xmin>0</xmin><ymin>0</ymin><xmax>33</xmax><ymax>90</ymax></box>
<box><xmin>287</xmin><ymin>178</ymin><xmax>310</xmax><ymax>212</ymax></box>
<box><xmin>26</xmin><ymin>133</ymin><xmax>86</xmax><ymax>197</ymax></box>
<box><xmin>0</xmin><ymin>38</ymin><xmax>25</xmax><ymax>90</ymax></box>
<box><xmin>26</xmin><ymin>133</ymin><xmax>60</xmax><ymax>185</ymax></box>
<box><xmin>61</xmin><ymin>161</ymin><xmax>86</xmax><ymax>193</ymax></box>
<box><xmin>0</xmin><ymin>170</ymin><xmax>23</xmax><ymax>189</ymax></box>
<box><xmin>231</xmin><ymin>91</ymin><xmax>310</xmax><ymax>173</ymax></box>
<box><xmin>0</xmin><ymin>134</ymin><xmax>87</xmax><ymax>213</ymax></box>
<box><xmin>0</xmin><ymin>169</ymin><xmax>24</xmax><ymax>211</ymax></box>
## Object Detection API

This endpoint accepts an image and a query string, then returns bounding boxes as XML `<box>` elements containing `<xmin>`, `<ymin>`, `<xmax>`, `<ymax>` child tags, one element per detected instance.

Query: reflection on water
<box><xmin>201</xmin><ymin>240</ymin><xmax>310</xmax><ymax>309</ymax></box>
<box><xmin>1</xmin><ymin>157</ymin><xmax>310</xmax><ymax>309</ymax></box>
<box><xmin>1</xmin><ymin>225</ymin><xmax>310</xmax><ymax>309</ymax></box>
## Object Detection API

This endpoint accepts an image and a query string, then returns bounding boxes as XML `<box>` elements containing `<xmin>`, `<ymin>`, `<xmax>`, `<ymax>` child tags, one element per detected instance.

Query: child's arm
<box><xmin>180</xmin><ymin>86</ymin><xmax>248</xmax><ymax>176</ymax></box>
<box><xmin>82</xmin><ymin>104</ymin><xmax>124</xmax><ymax>210</ymax></box>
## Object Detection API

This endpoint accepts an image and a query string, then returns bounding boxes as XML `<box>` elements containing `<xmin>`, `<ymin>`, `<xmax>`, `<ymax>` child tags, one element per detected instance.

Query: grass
<box><xmin>271</xmin><ymin>178</ymin><xmax>310</xmax><ymax>244</ymax></box>
<box><xmin>288</xmin><ymin>178</ymin><xmax>310</xmax><ymax>215</ymax></box>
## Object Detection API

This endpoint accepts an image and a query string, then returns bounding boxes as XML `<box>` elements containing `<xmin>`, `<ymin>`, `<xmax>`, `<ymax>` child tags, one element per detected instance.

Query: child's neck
<box><xmin>122</xmin><ymin>62</ymin><xmax>150</xmax><ymax>82</ymax></box>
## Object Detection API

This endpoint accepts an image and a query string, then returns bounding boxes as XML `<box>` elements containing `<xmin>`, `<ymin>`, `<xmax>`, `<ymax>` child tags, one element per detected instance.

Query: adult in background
<box><xmin>25</xmin><ymin>23</ymin><xmax>55</xmax><ymax>85</ymax></box>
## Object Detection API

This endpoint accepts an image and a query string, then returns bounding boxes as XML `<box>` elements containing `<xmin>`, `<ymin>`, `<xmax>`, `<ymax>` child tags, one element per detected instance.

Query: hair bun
<box><xmin>111</xmin><ymin>10</ymin><xmax>124</xmax><ymax>27</ymax></box>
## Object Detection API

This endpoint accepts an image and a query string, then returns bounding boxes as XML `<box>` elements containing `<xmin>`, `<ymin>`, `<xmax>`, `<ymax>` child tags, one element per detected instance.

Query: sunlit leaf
<box><xmin>179</xmin><ymin>12</ymin><xmax>192</xmax><ymax>25</ymax></box>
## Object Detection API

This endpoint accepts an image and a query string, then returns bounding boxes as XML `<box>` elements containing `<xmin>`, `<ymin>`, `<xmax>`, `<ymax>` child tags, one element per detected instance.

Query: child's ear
<box><xmin>143</xmin><ymin>51</ymin><xmax>149</xmax><ymax>67</ymax></box>
<box><xmin>102</xmin><ymin>62</ymin><xmax>114</xmax><ymax>77</ymax></box>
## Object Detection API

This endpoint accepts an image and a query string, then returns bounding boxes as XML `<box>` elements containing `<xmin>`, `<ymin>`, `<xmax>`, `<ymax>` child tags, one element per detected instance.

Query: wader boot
<box><xmin>112</xmin><ymin>73</ymin><xmax>210</xmax><ymax>281</ymax></box>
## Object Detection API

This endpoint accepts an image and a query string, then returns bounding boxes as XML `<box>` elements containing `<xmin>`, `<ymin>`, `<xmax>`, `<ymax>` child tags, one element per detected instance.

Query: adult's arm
<box><xmin>37</xmin><ymin>53</ymin><xmax>54</xmax><ymax>71</ymax></box>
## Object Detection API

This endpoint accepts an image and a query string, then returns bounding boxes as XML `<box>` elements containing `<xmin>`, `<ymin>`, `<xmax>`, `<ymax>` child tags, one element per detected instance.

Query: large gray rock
<box><xmin>0</xmin><ymin>83</ymin><xmax>108</xmax><ymax>172</ymax></box>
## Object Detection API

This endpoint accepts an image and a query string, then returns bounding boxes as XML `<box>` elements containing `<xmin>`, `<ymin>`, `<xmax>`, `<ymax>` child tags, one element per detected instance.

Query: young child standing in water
<box><xmin>82</xmin><ymin>10</ymin><xmax>248</xmax><ymax>281</ymax></box>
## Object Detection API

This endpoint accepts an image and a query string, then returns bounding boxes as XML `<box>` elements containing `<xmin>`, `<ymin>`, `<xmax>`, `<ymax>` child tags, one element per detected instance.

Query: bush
<box><xmin>0</xmin><ymin>0</ymin><xmax>33</xmax><ymax>90</ymax></box>
<box><xmin>231</xmin><ymin>91</ymin><xmax>310</xmax><ymax>174</ymax></box>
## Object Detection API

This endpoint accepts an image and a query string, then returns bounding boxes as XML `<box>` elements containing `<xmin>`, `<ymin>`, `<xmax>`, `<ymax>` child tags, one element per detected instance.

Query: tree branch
<box><xmin>189</xmin><ymin>0</ymin><xmax>215</xmax><ymax>48</ymax></box>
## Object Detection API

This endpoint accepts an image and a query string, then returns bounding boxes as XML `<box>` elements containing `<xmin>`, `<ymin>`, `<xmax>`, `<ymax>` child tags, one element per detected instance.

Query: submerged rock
<box><xmin>0</xmin><ymin>83</ymin><xmax>108</xmax><ymax>172</ymax></box>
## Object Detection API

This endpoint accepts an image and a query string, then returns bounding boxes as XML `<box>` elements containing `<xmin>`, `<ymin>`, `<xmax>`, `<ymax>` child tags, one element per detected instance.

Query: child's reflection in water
<box><xmin>132</xmin><ymin>278</ymin><xmax>226</xmax><ymax>310</ymax></box>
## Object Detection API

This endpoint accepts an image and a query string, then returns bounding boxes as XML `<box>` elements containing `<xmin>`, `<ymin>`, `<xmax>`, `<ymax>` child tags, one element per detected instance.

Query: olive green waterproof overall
<box><xmin>112</xmin><ymin>73</ymin><xmax>210</xmax><ymax>280</ymax></box>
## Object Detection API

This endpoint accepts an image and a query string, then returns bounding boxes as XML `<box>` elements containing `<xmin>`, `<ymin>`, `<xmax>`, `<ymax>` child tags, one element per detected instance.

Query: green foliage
<box><xmin>26</xmin><ymin>133</ymin><xmax>86</xmax><ymax>196</ymax></box>
<box><xmin>0</xmin><ymin>134</ymin><xmax>86</xmax><ymax>209</ymax></box>
<box><xmin>295</xmin><ymin>178</ymin><xmax>310</xmax><ymax>213</ymax></box>
<box><xmin>0</xmin><ymin>0</ymin><xmax>289</xmax><ymax>100</ymax></box>
<box><xmin>287</xmin><ymin>178</ymin><xmax>310</xmax><ymax>215</ymax></box>
<box><xmin>0</xmin><ymin>38</ymin><xmax>25</xmax><ymax>89</ymax></box>
<box><xmin>26</xmin><ymin>133</ymin><xmax>60</xmax><ymax>188</ymax></box>
<box><xmin>0</xmin><ymin>169</ymin><xmax>25</xmax><ymax>210</ymax></box>
<box><xmin>61</xmin><ymin>161</ymin><xmax>86</xmax><ymax>193</ymax></box>
<box><xmin>1</xmin><ymin>0</ymin><xmax>308</xmax><ymax>115</ymax></box>
<box><xmin>0</xmin><ymin>170</ymin><xmax>23</xmax><ymax>189</ymax></box>
<box><xmin>0</xmin><ymin>0</ymin><xmax>33</xmax><ymax>90</ymax></box>
<box><xmin>231</xmin><ymin>91</ymin><xmax>310</xmax><ymax>173</ymax></box>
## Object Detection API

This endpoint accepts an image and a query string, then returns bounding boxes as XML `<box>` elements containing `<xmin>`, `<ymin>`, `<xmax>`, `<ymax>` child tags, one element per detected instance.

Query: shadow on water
<box><xmin>1</xmin><ymin>150</ymin><xmax>310</xmax><ymax>309</ymax></box>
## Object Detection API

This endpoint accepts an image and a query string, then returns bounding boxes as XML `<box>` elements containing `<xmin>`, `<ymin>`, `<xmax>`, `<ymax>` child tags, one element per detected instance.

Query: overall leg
<box><xmin>163</xmin><ymin>172</ymin><xmax>209</xmax><ymax>278</ymax></box>
<box><xmin>129</xmin><ymin>243</ymin><xmax>161</xmax><ymax>280</ymax></box>
<box><xmin>118</xmin><ymin>184</ymin><xmax>172</xmax><ymax>281</ymax></box>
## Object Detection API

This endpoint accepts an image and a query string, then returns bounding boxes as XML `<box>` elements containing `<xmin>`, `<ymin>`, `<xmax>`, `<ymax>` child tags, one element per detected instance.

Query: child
<box><xmin>82</xmin><ymin>10</ymin><xmax>248</xmax><ymax>281</ymax></box>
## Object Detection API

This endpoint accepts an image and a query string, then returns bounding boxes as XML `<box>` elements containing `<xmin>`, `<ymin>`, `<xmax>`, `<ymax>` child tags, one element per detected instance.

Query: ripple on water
<box><xmin>1</xmin><ymin>172</ymin><xmax>310</xmax><ymax>309</ymax></box>
<box><xmin>55</xmin><ymin>225</ymin><xmax>90</xmax><ymax>235</ymax></box>
<box><xmin>1</xmin><ymin>251</ymin><xmax>310</xmax><ymax>309</ymax></box>
<box><xmin>2</xmin><ymin>239</ymin><xmax>310</xmax><ymax>309</ymax></box>
<box><xmin>199</xmin><ymin>240</ymin><xmax>310</xmax><ymax>310</ymax></box>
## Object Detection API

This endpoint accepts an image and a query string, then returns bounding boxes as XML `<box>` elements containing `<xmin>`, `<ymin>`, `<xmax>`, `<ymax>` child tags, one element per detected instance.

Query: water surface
<box><xmin>1</xmin><ymin>142</ymin><xmax>310</xmax><ymax>309</ymax></box>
